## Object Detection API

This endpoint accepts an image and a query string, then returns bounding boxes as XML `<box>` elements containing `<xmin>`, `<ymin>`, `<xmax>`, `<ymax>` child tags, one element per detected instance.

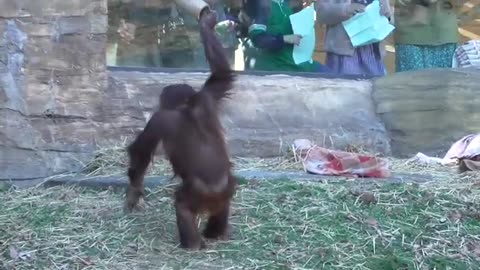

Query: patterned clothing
<box><xmin>452</xmin><ymin>40</ymin><xmax>480</xmax><ymax>68</ymax></box>
<box><xmin>395</xmin><ymin>43</ymin><xmax>457</xmax><ymax>72</ymax></box>
<box><xmin>393</xmin><ymin>0</ymin><xmax>459</xmax><ymax>46</ymax></box>
<box><xmin>326</xmin><ymin>43</ymin><xmax>386</xmax><ymax>76</ymax></box>
<box><xmin>393</xmin><ymin>0</ymin><xmax>459</xmax><ymax>72</ymax></box>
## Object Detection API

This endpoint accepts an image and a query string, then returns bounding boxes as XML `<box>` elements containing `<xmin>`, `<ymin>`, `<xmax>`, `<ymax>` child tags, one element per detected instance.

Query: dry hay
<box><xmin>81</xmin><ymin>141</ymin><xmax>448</xmax><ymax>178</ymax></box>
<box><xmin>1</xmin><ymin>162</ymin><xmax>480</xmax><ymax>269</ymax></box>
<box><xmin>2</xmin><ymin>142</ymin><xmax>480</xmax><ymax>269</ymax></box>
<box><xmin>82</xmin><ymin>142</ymin><xmax>303</xmax><ymax>177</ymax></box>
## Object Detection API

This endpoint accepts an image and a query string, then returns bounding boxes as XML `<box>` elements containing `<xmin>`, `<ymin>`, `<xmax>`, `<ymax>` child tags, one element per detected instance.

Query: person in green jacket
<box><xmin>244</xmin><ymin>0</ymin><xmax>330</xmax><ymax>73</ymax></box>
<box><xmin>394</xmin><ymin>0</ymin><xmax>459</xmax><ymax>72</ymax></box>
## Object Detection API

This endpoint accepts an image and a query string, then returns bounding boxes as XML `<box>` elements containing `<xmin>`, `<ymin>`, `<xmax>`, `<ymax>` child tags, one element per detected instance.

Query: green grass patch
<box><xmin>1</xmin><ymin>175</ymin><xmax>480</xmax><ymax>269</ymax></box>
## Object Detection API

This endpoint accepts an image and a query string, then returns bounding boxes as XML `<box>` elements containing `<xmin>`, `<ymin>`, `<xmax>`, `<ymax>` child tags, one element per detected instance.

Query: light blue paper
<box><xmin>289</xmin><ymin>4</ymin><xmax>316</xmax><ymax>65</ymax></box>
<box><xmin>342</xmin><ymin>0</ymin><xmax>395</xmax><ymax>47</ymax></box>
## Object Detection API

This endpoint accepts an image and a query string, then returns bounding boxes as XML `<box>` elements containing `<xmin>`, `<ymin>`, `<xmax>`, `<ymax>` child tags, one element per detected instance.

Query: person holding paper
<box><xmin>316</xmin><ymin>0</ymin><xmax>392</xmax><ymax>76</ymax></box>
<box><xmin>245</xmin><ymin>0</ymin><xmax>330</xmax><ymax>72</ymax></box>
<box><xmin>394</xmin><ymin>0</ymin><xmax>459</xmax><ymax>72</ymax></box>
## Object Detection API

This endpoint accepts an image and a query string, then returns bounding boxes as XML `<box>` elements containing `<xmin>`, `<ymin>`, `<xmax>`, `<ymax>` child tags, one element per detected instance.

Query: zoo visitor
<box><xmin>316</xmin><ymin>0</ymin><xmax>392</xmax><ymax>76</ymax></box>
<box><xmin>393</xmin><ymin>0</ymin><xmax>460</xmax><ymax>72</ymax></box>
<box><xmin>244</xmin><ymin>0</ymin><xmax>330</xmax><ymax>73</ymax></box>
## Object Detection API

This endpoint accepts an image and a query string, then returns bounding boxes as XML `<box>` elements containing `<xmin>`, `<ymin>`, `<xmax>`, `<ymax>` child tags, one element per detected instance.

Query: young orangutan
<box><xmin>124</xmin><ymin>10</ymin><xmax>237</xmax><ymax>250</ymax></box>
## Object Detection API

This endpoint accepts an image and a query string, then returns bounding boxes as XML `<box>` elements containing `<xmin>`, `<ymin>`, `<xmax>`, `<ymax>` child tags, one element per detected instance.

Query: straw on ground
<box><xmin>81</xmin><ymin>141</ymin><xmax>460</xmax><ymax>178</ymax></box>
<box><xmin>2</xmin><ymin>144</ymin><xmax>480</xmax><ymax>269</ymax></box>
<box><xmin>1</xmin><ymin>165</ymin><xmax>479</xmax><ymax>269</ymax></box>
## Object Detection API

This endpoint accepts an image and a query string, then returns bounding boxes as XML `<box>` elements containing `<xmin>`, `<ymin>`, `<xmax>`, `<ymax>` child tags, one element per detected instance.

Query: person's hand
<box><xmin>347</xmin><ymin>3</ymin><xmax>366</xmax><ymax>16</ymax></box>
<box><xmin>117</xmin><ymin>19</ymin><xmax>136</xmax><ymax>44</ymax></box>
<box><xmin>303</xmin><ymin>0</ymin><xmax>314</xmax><ymax>8</ymax></box>
<box><xmin>199</xmin><ymin>7</ymin><xmax>218</xmax><ymax>29</ymax></box>
<box><xmin>283</xmin><ymin>34</ymin><xmax>302</xmax><ymax>45</ymax></box>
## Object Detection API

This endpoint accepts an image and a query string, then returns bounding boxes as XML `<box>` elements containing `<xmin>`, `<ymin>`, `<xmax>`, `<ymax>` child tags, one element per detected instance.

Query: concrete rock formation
<box><xmin>108</xmin><ymin>71</ymin><xmax>390</xmax><ymax>158</ymax></box>
<box><xmin>1</xmin><ymin>0</ymin><xmax>480</xmax><ymax>180</ymax></box>
<box><xmin>0</xmin><ymin>0</ymin><xmax>108</xmax><ymax>180</ymax></box>
<box><xmin>373</xmin><ymin>67</ymin><xmax>480</xmax><ymax>158</ymax></box>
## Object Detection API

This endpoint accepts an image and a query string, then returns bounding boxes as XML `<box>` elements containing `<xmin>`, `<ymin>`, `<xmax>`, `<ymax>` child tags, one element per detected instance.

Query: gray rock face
<box><xmin>373</xmin><ymin>68</ymin><xmax>480</xmax><ymax>158</ymax></box>
<box><xmin>2</xmin><ymin>62</ymin><xmax>391</xmax><ymax>180</ymax></box>
<box><xmin>0</xmin><ymin>0</ymin><xmax>107</xmax><ymax>180</ymax></box>
<box><xmin>108</xmin><ymin>71</ymin><xmax>391</xmax><ymax>158</ymax></box>
<box><xmin>4</xmin><ymin>0</ymin><xmax>478</xmax><ymax>180</ymax></box>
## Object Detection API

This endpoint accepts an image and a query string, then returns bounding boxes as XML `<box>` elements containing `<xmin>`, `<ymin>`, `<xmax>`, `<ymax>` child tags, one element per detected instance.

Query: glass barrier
<box><xmin>107</xmin><ymin>0</ymin><xmax>479</xmax><ymax>74</ymax></box>
<box><xmin>107</xmin><ymin>0</ymin><xmax>242</xmax><ymax>70</ymax></box>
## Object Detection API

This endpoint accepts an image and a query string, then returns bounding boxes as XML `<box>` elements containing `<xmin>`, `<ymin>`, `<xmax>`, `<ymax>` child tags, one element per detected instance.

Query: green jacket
<box><xmin>248</xmin><ymin>0</ymin><xmax>318</xmax><ymax>72</ymax></box>
<box><xmin>394</xmin><ymin>0</ymin><xmax>459</xmax><ymax>46</ymax></box>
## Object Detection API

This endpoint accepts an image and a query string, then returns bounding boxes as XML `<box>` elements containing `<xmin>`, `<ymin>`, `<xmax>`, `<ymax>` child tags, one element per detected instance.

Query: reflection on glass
<box><xmin>106</xmin><ymin>1</ymin><xmax>327</xmax><ymax>72</ymax></box>
<box><xmin>106</xmin><ymin>1</ymin><xmax>480</xmax><ymax>74</ymax></box>
<box><xmin>107</xmin><ymin>0</ymin><xmax>241</xmax><ymax>70</ymax></box>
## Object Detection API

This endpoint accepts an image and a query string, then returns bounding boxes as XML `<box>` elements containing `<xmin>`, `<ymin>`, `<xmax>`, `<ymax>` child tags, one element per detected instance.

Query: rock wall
<box><xmin>2</xmin><ymin>1</ymin><xmax>479</xmax><ymax>180</ymax></box>
<box><xmin>107</xmin><ymin>71</ymin><xmax>390</xmax><ymax>158</ymax></box>
<box><xmin>0</xmin><ymin>0</ymin><xmax>108</xmax><ymax>180</ymax></box>
<box><xmin>373</xmin><ymin>67</ymin><xmax>480</xmax><ymax>158</ymax></box>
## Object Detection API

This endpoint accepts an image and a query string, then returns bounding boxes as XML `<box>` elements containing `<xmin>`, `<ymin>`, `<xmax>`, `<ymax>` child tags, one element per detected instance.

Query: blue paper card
<box><xmin>342</xmin><ymin>0</ymin><xmax>395</xmax><ymax>47</ymax></box>
<box><xmin>289</xmin><ymin>4</ymin><xmax>316</xmax><ymax>65</ymax></box>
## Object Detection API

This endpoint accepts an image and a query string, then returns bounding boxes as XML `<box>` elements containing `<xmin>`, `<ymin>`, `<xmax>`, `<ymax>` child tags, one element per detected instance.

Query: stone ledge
<box><xmin>2</xmin><ymin>69</ymin><xmax>390</xmax><ymax>180</ymax></box>
<box><xmin>373</xmin><ymin>68</ymin><xmax>480</xmax><ymax>158</ymax></box>
<box><xmin>3</xmin><ymin>67</ymin><xmax>480</xmax><ymax>180</ymax></box>
<box><xmin>108</xmin><ymin>71</ymin><xmax>391</xmax><ymax>157</ymax></box>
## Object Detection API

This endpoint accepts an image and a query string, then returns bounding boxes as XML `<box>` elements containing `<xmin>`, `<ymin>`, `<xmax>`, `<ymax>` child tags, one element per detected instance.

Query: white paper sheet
<box><xmin>289</xmin><ymin>5</ymin><xmax>316</xmax><ymax>65</ymax></box>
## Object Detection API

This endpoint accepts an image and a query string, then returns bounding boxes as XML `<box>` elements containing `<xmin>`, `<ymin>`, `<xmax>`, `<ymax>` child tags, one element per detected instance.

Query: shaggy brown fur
<box><xmin>124</xmin><ymin>11</ymin><xmax>237</xmax><ymax>250</ymax></box>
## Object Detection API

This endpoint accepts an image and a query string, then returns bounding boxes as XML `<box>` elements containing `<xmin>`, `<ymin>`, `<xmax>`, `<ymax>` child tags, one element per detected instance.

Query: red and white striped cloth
<box><xmin>293</xmin><ymin>139</ymin><xmax>391</xmax><ymax>178</ymax></box>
